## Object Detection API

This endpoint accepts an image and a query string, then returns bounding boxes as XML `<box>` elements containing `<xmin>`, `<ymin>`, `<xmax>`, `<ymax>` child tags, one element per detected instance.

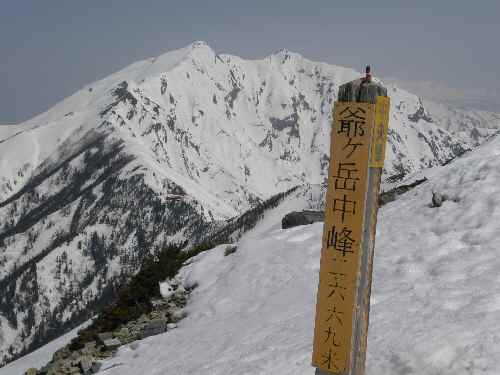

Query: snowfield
<box><xmin>0</xmin><ymin>320</ymin><xmax>91</xmax><ymax>375</ymax></box>
<box><xmin>2</xmin><ymin>41</ymin><xmax>500</xmax><ymax>365</ymax></box>
<box><xmin>94</xmin><ymin>134</ymin><xmax>500</xmax><ymax>375</ymax></box>
<box><xmin>2</xmin><ymin>40</ymin><xmax>500</xmax><ymax>373</ymax></box>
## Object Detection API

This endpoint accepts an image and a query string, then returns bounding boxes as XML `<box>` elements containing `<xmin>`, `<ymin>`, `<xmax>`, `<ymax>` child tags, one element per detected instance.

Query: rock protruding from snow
<box><xmin>141</xmin><ymin>320</ymin><xmax>167</xmax><ymax>339</ymax></box>
<box><xmin>282</xmin><ymin>210</ymin><xmax>324</xmax><ymax>229</ymax></box>
<box><xmin>431</xmin><ymin>191</ymin><xmax>444</xmax><ymax>207</ymax></box>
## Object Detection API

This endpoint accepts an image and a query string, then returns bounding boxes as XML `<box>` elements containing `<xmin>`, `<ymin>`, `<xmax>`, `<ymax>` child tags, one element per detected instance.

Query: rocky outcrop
<box><xmin>96</xmin><ymin>333</ymin><xmax>120</xmax><ymax>351</ymax></box>
<box><xmin>282</xmin><ymin>210</ymin><xmax>324</xmax><ymax>229</ymax></box>
<box><xmin>379</xmin><ymin>178</ymin><xmax>428</xmax><ymax>206</ymax></box>
<box><xmin>408</xmin><ymin>99</ymin><xmax>433</xmax><ymax>123</ymax></box>
<box><xmin>27</xmin><ymin>278</ymin><xmax>190</xmax><ymax>375</ymax></box>
<box><xmin>223</xmin><ymin>245</ymin><xmax>238</xmax><ymax>256</ymax></box>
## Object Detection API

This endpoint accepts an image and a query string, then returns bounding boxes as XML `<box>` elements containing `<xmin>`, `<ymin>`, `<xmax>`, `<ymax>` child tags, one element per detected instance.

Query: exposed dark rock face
<box><xmin>408</xmin><ymin>99</ymin><xmax>433</xmax><ymax>123</ymax></box>
<box><xmin>282</xmin><ymin>210</ymin><xmax>324</xmax><ymax>229</ymax></box>
<box><xmin>379</xmin><ymin>178</ymin><xmax>428</xmax><ymax>206</ymax></box>
<box><xmin>270</xmin><ymin>114</ymin><xmax>300</xmax><ymax>138</ymax></box>
<box><xmin>431</xmin><ymin>191</ymin><xmax>444</xmax><ymax>207</ymax></box>
<box><xmin>100</xmin><ymin>81</ymin><xmax>138</xmax><ymax>117</ymax></box>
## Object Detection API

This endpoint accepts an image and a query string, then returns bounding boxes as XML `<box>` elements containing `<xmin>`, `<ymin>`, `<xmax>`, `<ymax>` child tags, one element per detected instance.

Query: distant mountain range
<box><xmin>1</xmin><ymin>41</ymin><xmax>499</xmax><ymax>366</ymax></box>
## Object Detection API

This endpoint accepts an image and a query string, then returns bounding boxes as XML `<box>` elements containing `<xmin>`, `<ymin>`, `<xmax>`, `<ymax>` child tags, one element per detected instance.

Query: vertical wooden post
<box><xmin>312</xmin><ymin>70</ymin><xmax>389</xmax><ymax>375</ymax></box>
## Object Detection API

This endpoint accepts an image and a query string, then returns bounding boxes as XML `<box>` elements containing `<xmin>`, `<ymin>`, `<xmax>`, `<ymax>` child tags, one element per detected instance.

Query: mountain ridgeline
<box><xmin>0</xmin><ymin>41</ymin><xmax>499</xmax><ymax>365</ymax></box>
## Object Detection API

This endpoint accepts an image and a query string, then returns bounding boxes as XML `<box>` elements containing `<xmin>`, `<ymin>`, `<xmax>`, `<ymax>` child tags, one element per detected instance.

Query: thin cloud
<box><xmin>384</xmin><ymin>78</ymin><xmax>500</xmax><ymax>112</ymax></box>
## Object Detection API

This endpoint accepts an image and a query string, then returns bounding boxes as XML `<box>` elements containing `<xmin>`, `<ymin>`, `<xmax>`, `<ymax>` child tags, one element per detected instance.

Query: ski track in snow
<box><xmin>94</xmin><ymin>135</ymin><xmax>500</xmax><ymax>375</ymax></box>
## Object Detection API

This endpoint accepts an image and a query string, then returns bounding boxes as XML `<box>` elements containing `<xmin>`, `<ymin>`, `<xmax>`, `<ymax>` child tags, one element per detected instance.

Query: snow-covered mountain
<box><xmin>421</xmin><ymin>99</ymin><xmax>500</xmax><ymax>146</ymax></box>
<box><xmin>1</xmin><ymin>41</ymin><xmax>499</xmax><ymax>366</ymax></box>
<box><xmin>82</xmin><ymin>134</ymin><xmax>500</xmax><ymax>374</ymax></box>
<box><xmin>6</xmin><ymin>131</ymin><xmax>499</xmax><ymax>375</ymax></box>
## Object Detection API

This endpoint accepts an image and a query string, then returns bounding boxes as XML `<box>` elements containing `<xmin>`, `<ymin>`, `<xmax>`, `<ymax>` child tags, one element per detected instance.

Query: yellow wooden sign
<box><xmin>312</xmin><ymin>102</ymin><xmax>375</xmax><ymax>374</ymax></box>
<box><xmin>370</xmin><ymin>96</ymin><xmax>390</xmax><ymax>168</ymax></box>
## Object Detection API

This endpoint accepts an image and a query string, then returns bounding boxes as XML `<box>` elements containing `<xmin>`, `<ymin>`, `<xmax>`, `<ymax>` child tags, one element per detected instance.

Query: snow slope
<box><xmin>98</xmin><ymin>134</ymin><xmax>500</xmax><ymax>375</ymax></box>
<box><xmin>1</xmin><ymin>40</ymin><xmax>500</xmax><ymax>366</ymax></box>
<box><xmin>0</xmin><ymin>320</ymin><xmax>90</xmax><ymax>375</ymax></box>
<box><xmin>422</xmin><ymin>99</ymin><xmax>500</xmax><ymax>146</ymax></box>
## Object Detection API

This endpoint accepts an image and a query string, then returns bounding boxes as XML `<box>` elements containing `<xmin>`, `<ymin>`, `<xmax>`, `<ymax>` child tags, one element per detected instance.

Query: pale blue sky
<box><xmin>1</xmin><ymin>0</ymin><xmax>499</xmax><ymax>123</ymax></box>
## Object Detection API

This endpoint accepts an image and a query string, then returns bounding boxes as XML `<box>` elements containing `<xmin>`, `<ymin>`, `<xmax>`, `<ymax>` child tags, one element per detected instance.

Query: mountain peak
<box><xmin>189</xmin><ymin>40</ymin><xmax>211</xmax><ymax>50</ymax></box>
<box><xmin>275</xmin><ymin>47</ymin><xmax>291</xmax><ymax>55</ymax></box>
<box><xmin>184</xmin><ymin>40</ymin><xmax>216</xmax><ymax>60</ymax></box>
<box><xmin>270</xmin><ymin>48</ymin><xmax>303</xmax><ymax>64</ymax></box>
<box><xmin>127</xmin><ymin>41</ymin><xmax>215</xmax><ymax>83</ymax></box>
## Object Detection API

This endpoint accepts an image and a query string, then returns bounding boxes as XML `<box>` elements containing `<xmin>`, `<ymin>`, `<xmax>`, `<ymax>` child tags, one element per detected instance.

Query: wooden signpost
<box><xmin>312</xmin><ymin>68</ymin><xmax>390</xmax><ymax>375</ymax></box>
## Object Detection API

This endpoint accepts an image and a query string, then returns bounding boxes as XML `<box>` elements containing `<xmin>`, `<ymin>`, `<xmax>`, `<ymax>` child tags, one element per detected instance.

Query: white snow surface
<box><xmin>2</xmin><ymin>41</ymin><xmax>500</xmax><ymax>370</ymax></box>
<box><xmin>96</xmin><ymin>135</ymin><xmax>500</xmax><ymax>375</ymax></box>
<box><xmin>0</xmin><ymin>320</ymin><xmax>90</xmax><ymax>375</ymax></box>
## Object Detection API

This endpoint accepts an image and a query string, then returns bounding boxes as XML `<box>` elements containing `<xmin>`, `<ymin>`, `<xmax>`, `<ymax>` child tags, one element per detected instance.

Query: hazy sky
<box><xmin>1</xmin><ymin>0</ymin><xmax>499</xmax><ymax>123</ymax></box>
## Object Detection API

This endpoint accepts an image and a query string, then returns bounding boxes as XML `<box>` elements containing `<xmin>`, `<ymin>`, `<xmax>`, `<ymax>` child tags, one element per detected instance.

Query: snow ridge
<box><xmin>0</xmin><ymin>41</ymin><xmax>499</xmax><ymax>366</ymax></box>
<box><xmin>99</xmin><ymin>134</ymin><xmax>500</xmax><ymax>375</ymax></box>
